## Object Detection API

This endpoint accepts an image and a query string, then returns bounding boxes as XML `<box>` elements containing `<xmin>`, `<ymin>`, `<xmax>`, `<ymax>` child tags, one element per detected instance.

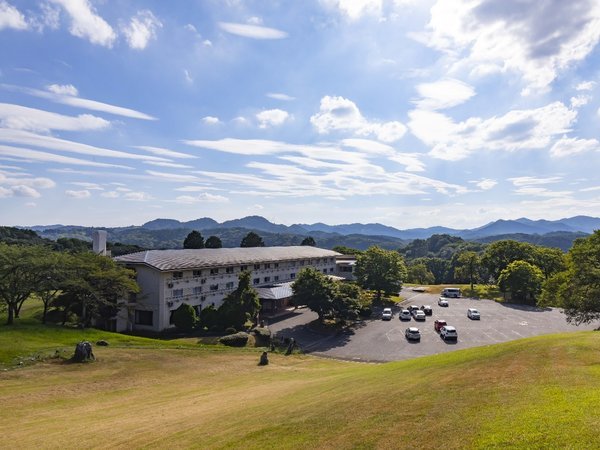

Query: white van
<box><xmin>442</xmin><ymin>287</ymin><xmax>461</xmax><ymax>298</ymax></box>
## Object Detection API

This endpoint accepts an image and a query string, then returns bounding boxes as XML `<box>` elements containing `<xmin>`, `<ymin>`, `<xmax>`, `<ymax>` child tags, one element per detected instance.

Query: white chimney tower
<box><xmin>92</xmin><ymin>230</ymin><xmax>107</xmax><ymax>256</ymax></box>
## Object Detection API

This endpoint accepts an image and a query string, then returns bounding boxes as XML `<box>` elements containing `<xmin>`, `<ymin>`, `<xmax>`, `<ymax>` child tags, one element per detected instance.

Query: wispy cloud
<box><xmin>0</xmin><ymin>103</ymin><xmax>110</xmax><ymax>132</ymax></box>
<box><xmin>134</xmin><ymin>145</ymin><xmax>196</xmax><ymax>159</ymax></box>
<box><xmin>413</xmin><ymin>78</ymin><xmax>476</xmax><ymax>110</ymax></box>
<box><xmin>0</xmin><ymin>1</ymin><xmax>28</xmax><ymax>30</ymax></box>
<box><xmin>173</xmin><ymin>192</ymin><xmax>229</xmax><ymax>204</ymax></box>
<box><xmin>0</xmin><ymin>144</ymin><xmax>131</xmax><ymax>169</ymax></box>
<box><xmin>202</xmin><ymin>116</ymin><xmax>222</xmax><ymax>125</ymax></box>
<box><xmin>50</xmin><ymin>0</ymin><xmax>116</xmax><ymax>47</ymax></box>
<box><xmin>122</xmin><ymin>10</ymin><xmax>162</xmax><ymax>50</ymax></box>
<box><xmin>65</xmin><ymin>189</ymin><xmax>91</xmax><ymax>199</ymax></box>
<box><xmin>267</xmin><ymin>92</ymin><xmax>295</xmax><ymax>101</ymax></box>
<box><xmin>219</xmin><ymin>22</ymin><xmax>288</xmax><ymax>39</ymax></box>
<box><xmin>1</xmin><ymin>84</ymin><xmax>157</xmax><ymax>120</ymax></box>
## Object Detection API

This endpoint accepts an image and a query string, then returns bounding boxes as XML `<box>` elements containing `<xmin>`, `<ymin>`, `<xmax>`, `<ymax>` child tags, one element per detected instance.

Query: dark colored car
<box><xmin>420</xmin><ymin>305</ymin><xmax>433</xmax><ymax>316</ymax></box>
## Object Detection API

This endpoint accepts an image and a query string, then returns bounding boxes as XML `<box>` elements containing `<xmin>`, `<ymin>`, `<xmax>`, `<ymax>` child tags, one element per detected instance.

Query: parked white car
<box><xmin>399</xmin><ymin>309</ymin><xmax>412</xmax><ymax>321</ymax></box>
<box><xmin>438</xmin><ymin>297</ymin><xmax>449</xmax><ymax>307</ymax></box>
<box><xmin>382</xmin><ymin>308</ymin><xmax>393</xmax><ymax>320</ymax></box>
<box><xmin>440</xmin><ymin>326</ymin><xmax>458</xmax><ymax>341</ymax></box>
<box><xmin>413</xmin><ymin>310</ymin><xmax>426</xmax><ymax>321</ymax></box>
<box><xmin>467</xmin><ymin>308</ymin><xmax>481</xmax><ymax>320</ymax></box>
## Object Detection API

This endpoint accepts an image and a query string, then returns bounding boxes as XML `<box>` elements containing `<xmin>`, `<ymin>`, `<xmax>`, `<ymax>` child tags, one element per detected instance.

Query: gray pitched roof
<box><xmin>255</xmin><ymin>282</ymin><xmax>294</xmax><ymax>300</ymax></box>
<box><xmin>115</xmin><ymin>246</ymin><xmax>341</xmax><ymax>271</ymax></box>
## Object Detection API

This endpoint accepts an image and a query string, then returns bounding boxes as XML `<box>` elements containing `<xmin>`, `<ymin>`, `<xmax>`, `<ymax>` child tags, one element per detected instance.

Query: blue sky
<box><xmin>1</xmin><ymin>0</ymin><xmax>599</xmax><ymax>229</ymax></box>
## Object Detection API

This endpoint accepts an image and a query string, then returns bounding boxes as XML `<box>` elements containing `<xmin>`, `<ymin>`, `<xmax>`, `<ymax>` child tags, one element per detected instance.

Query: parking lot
<box><xmin>269</xmin><ymin>288</ymin><xmax>597</xmax><ymax>363</ymax></box>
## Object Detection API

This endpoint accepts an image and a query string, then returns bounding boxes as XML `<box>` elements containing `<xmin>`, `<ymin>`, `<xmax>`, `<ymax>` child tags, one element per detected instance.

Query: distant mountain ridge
<box><xmin>135</xmin><ymin>214</ymin><xmax>600</xmax><ymax>240</ymax></box>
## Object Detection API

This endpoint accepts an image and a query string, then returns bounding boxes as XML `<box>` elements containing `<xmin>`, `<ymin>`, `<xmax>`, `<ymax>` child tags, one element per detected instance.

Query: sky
<box><xmin>1</xmin><ymin>0</ymin><xmax>599</xmax><ymax>230</ymax></box>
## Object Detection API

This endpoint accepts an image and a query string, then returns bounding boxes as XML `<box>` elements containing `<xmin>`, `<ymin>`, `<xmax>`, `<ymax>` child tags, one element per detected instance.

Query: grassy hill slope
<box><xmin>1</xmin><ymin>308</ymin><xmax>599</xmax><ymax>449</ymax></box>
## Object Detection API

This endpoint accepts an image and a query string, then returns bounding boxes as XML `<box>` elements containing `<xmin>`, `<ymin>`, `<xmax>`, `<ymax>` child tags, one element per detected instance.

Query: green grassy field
<box><xmin>2</xmin><ymin>303</ymin><xmax>600</xmax><ymax>449</ymax></box>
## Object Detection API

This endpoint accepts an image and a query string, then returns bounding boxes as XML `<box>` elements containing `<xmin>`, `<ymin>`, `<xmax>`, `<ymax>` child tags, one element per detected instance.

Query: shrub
<box><xmin>253</xmin><ymin>327</ymin><xmax>272</xmax><ymax>346</ymax></box>
<box><xmin>172</xmin><ymin>303</ymin><xmax>198</xmax><ymax>332</ymax></box>
<box><xmin>225</xmin><ymin>327</ymin><xmax>237</xmax><ymax>334</ymax></box>
<box><xmin>198</xmin><ymin>305</ymin><xmax>219</xmax><ymax>330</ymax></box>
<box><xmin>219</xmin><ymin>332</ymin><xmax>249</xmax><ymax>347</ymax></box>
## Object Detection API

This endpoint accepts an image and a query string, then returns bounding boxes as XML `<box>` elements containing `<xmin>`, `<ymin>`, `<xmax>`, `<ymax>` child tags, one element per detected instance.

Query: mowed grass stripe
<box><xmin>1</xmin><ymin>332</ymin><xmax>600</xmax><ymax>449</ymax></box>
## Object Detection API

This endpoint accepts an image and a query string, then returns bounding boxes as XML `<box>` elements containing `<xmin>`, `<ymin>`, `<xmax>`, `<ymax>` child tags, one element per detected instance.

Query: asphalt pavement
<box><xmin>268</xmin><ymin>288</ymin><xmax>596</xmax><ymax>363</ymax></box>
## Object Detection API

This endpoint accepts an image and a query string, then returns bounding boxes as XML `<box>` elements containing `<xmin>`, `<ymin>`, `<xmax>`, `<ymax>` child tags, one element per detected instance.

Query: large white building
<box><xmin>114</xmin><ymin>246</ymin><xmax>341</xmax><ymax>332</ymax></box>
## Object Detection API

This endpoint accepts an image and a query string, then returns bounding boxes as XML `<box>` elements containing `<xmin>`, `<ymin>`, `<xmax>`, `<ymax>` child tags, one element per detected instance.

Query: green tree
<box><xmin>171</xmin><ymin>303</ymin><xmax>198</xmax><ymax>332</ymax></box>
<box><xmin>454</xmin><ymin>251</ymin><xmax>480</xmax><ymax>290</ymax></box>
<box><xmin>301</xmin><ymin>236</ymin><xmax>316</xmax><ymax>246</ymax></box>
<box><xmin>0</xmin><ymin>244</ymin><xmax>55</xmax><ymax>324</ymax></box>
<box><xmin>240</xmin><ymin>232</ymin><xmax>264</xmax><ymax>248</ymax></box>
<box><xmin>540</xmin><ymin>231</ymin><xmax>600</xmax><ymax>324</ymax></box>
<box><xmin>533</xmin><ymin>247</ymin><xmax>566</xmax><ymax>279</ymax></box>
<box><xmin>406</xmin><ymin>263</ymin><xmax>435</xmax><ymax>285</ymax></box>
<box><xmin>183</xmin><ymin>230</ymin><xmax>205</xmax><ymax>249</ymax></box>
<box><xmin>481</xmin><ymin>240</ymin><xmax>537</xmax><ymax>281</ymax></box>
<box><xmin>497</xmin><ymin>260</ymin><xmax>544</xmax><ymax>303</ymax></box>
<box><xmin>332</xmin><ymin>246</ymin><xmax>363</xmax><ymax>255</ymax></box>
<box><xmin>56</xmin><ymin>252</ymin><xmax>139</xmax><ymax>328</ymax></box>
<box><xmin>292</xmin><ymin>267</ymin><xmax>336</xmax><ymax>322</ymax></box>
<box><xmin>354</xmin><ymin>246</ymin><xmax>407</xmax><ymax>302</ymax></box>
<box><xmin>35</xmin><ymin>251</ymin><xmax>72</xmax><ymax>324</ymax></box>
<box><xmin>205</xmin><ymin>235</ymin><xmax>222</xmax><ymax>249</ymax></box>
<box><xmin>218</xmin><ymin>271</ymin><xmax>261</xmax><ymax>330</ymax></box>
<box><xmin>198</xmin><ymin>304</ymin><xmax>219</xmax><ymax>330</ymax></box>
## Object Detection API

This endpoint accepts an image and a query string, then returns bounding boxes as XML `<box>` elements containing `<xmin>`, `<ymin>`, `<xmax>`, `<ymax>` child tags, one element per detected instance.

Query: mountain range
<box><xmin>24</xmin><ymin>215</ymin><xmax>599</xmax><ymax>252</ymax></box>
<box><xmin>132</xmin><ymin>215</ymin><xmax>599</xmax><ymax>240</ymax></box>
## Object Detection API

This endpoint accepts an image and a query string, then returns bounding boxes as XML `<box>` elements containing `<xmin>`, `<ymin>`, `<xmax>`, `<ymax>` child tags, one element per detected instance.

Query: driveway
<box><xmin>268</xmin><ymin>289</ymin><xmax>597</xmax><ymax>362</ymax></box>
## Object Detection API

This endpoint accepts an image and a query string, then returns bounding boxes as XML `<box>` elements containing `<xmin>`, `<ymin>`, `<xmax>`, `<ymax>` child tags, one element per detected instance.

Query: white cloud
<box><xmin>256</xmin><ymin>109</ymin><xmax>290</xmax><ymax>128</ymax></box>
<box><xmin>51</xmin><ymin>0</ymin><xmax>116</xmax><ymax>47</ymax></box>
<box><xmin>202</xmin><ymin>116</ymin><xmax>221</xmax><ymax>125</ymax></box>
<box><xmin>3</xmin><ymin>84</ymin><xmax>157</xmax><ymax>120</ymax></box>
<box><xmin>174</xmin><ymin>192</ymin><xmax>229</xmax><ymax>204</ymax></box>
<box><xmin>0</xmin><ymin>128</ymin><xmax>168</xmax><ymax>162</ymax></box>
<box><xmin>0</xmin><ymin>170</ymin><xmax>54</xmax><ymax>198</ymax></box>
<box><xmin>122</xmin><ymin>10</ymin><xmax>162</xmax><ymax>50</ymax></box>
<box><xmin>424</xmin><ymin>0</ymin><xmax>600</xmax><ymax>93</ymax></box>
<box><xmin>11</xmin><ymin>185</ymin><xmax>41</xmax><ymax>198</ymax></box>
<box><xmin>0</xmin><ymin>103</ymin><xmax>110</xmax><ymax>132</ymax></box>
<box><xmin>0</xmin><ymin>144</ymin><xmax>131</xmax><ymax>169</ymax></box>
<box><xmin>549</xmin><ymin>136</ymin><xmax>600</xmax><ymax>158</ymax></box>
<box><xmin>321</xmin><ymin>0</ymin><xmax>383</xmax><ymax>20</ymax></box>
<box><xmin>219</xmin><ymin>22</ymin><xmax>288</xmax><ymax>39</ymax></box>
<box><xmin>183</xmin><ymin>69</ymin><xmax>194</xmax><ymax>84</ymax></box>
<box><xmin>46</xmin><ymin>84</ymin><xmax>78</xmax><ymax>96</ymax></box>
<box><xmin>100</xmin><ymin>190</ymin><xmax>119</xmax><ymax>198</ymax></box>
<box><xmin>576</xmin><ymin>81</ymin><xmax>596</xmax><ymax>91</ymax></box>
<box><xmin>145</xmin><ymin>170</ymin><xmax>202</xmax><ymax>183</ymax></box>
<box><xmin>508</xmin><ymin>176</ymin><xmax>562</xmax><ymax>187</ymax></box>
<box><xmin>134</xmin><ymin>145</ymin><xmax>196</xmax><ymax>159</ymax></box>
<box><xmin>311</xmin><ymin>96</ymin><xmax>406</xmax><ymax>143</ymax></box>
<box><xmin>124</xmin><ymin>191</ymin><xmax>151</xmax><ymax>201</ymax></box>
<box><xmin>414</xmin><ymin>78</ymin><xmax>475</xmax><ymax>110</ymax></box>
<box><xmin>409</xmin><ymin>101</ymin><xmax>577</xmax><ymax>161</ymax></box>
<box><xmin>143</xmin><ymin>161</ymin><xmax>194</xmax><ymax>169</ymax></box>
<box><xmin>65</xmin><ymin>189</ymin><xmax>91</xmax><ymax>199</ymax></box>
<box><xmin>267</xmin><ymin>92</ymin><xmax>295</xmax><ymax>101</ymax></box>
<box><xmin>69</xmin><ymin>181</ymin><xmax>103</xmax><ymax>190</ymax></box>
<box><xmin>0</xmin><ymin>1</ymin><xmax>28</xmax><ymax>30</ymax></box>
<box><xmin>471</xmin><ymin>178</ymin><xmax>497</xmax><ymax>190</ymax></box>
<box><xmin>570</xmin><ymin>95</ymin><xmax>590</xmax><ymax>108</ymax></box>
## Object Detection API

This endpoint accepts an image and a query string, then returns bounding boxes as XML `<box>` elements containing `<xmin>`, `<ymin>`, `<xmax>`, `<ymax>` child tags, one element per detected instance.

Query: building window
<box><xmin>210</xmin><ymin>268</ymin><xmax>219</xmax><ymax>275</ymax></box>
<box><xmin>300</xmin><ymin>260</ymin><xmax>305</xmax><ymax>266</ymax></box>
<box><xmin>226</xmin><ymin>281</ymin><xmax>234</xmax><ymax>289</ymax></box>
<box><xmin>210</xmin><ymin>284</ymin><xmax>218</xmax><ymax>291</ymax></box>
<box><xmin>173</xmin><ymin>271</ymin><xmax>183</xmax><ymax>279</ymax></box>
<box><xmin>201</xmin><ymin>296</ymin><xmax>206</xmax><ymax>302</ymax></box>
<box><xmin>290</xmin><ymin>273</ymin><xmax>296</xmax><ymax>279</ymax></box>
<box><xmin>264</xmin><ymin>263</ymin><xmax>271</xmax><ymax>269</ymax></box>
<box><xmin>322</xmin><ymin>269</ymin><xmax>327</xmax><ymax>274</ymax></box>
<box><xmin>193</xmin><ymin>286</ymin><xmax>203</xmax><ymax>295</ymax></box>
<box><xmin>241</xmin><ymin>265</ymin><xmax>248</xmax><ymax>271</ymax></box>
<box><xmin>274</xmin><ymin>275</ymin><xmax>279</xmax><ymax>281</ymax></box>
<box><xmin>193</xmin><ymin>270</ymin><xmax>202</xmax><ymax>277</ymax></box>
<box><xmin>329</xmin><ymin>268</ymin><xmax>334</xmax><ymax>273</ymax></box>
<box><xmin>253</xmin><ymin>278</ymin><xmax>260</xmax><ymax>285</ymax></box>
<box><xmin>264</xmin><ymin>276</ymin><xmax>271</xmax><ymax>283</ymax></box>
<box><xmin>200</xmin><ymin>278</ymin><xmax>207</xmax><ymax>284</ymax></box>
<box><xmin>173</xmin><ymin>289</ymin><xmax>184</xmax><ymax>298</ymax></box>
<box><xmin>134</xmin><ymin>310</ymin><xmax>153</xmax><ymax>326</ymax></box>
<box><xmin>254</xmin><ymin>264</ymin><xmax>260</xmax><ymax>270</ymax></box>
<box><xmin>225</xmin><ymin>267</ymin><xmax>234</xmax><ymax>274</ymax></box>
<box><xmin>274</xmin><ymin>263</ymin><xmax>279</xmax><ymax>268</ymax></box>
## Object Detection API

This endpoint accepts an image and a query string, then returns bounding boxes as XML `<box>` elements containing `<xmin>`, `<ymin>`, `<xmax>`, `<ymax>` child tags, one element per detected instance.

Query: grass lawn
<box><xmin>2</xmin><ymin>302</ymin><xmax>600</xmax><ymax>448</ymax></box>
